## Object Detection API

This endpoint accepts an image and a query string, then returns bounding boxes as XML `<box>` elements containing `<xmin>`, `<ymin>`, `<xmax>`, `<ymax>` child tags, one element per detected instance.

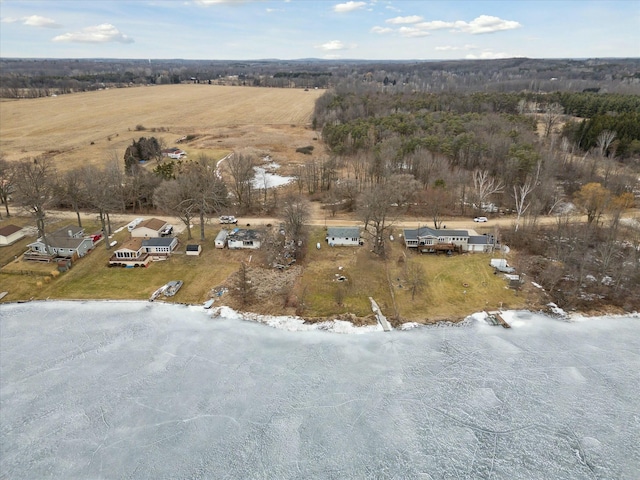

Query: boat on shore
<box><xmin>164</xmin><ymin>280</ymin><xmax>183</xmax><ymax>297</ymax></box>
<box><xmin>149</xmin><ymin>285</ymin><xmax>167</xmax><ymax>302</ymax></box>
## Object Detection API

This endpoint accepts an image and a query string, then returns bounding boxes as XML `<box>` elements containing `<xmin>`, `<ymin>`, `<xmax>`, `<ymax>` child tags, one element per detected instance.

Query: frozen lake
<box><xmin>1</xmin><ymin>301</ymin><xmax>639</xmax><ymax>479</ymax></box>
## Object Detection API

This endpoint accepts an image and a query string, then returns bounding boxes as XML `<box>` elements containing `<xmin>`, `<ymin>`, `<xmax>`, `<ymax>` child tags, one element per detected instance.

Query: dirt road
<box><xmin>10</xmin><ymin>204</ymin><xmax>638</xmax><ymax>236</ymax></box>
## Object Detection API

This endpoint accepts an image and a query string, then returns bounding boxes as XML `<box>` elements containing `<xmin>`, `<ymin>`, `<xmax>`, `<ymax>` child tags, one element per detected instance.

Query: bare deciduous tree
<box><xmin>596</xmin><ymin>130</ymin><xmax>616</xmax><ymax>158</ymax></box>
<box><xmin>226</xmin><ymin>152</ymin><xmax>254</xmax><ymax>211</ymax></box>
<box><xmin>13</xmin><ymin>157</ymin><xmax>56</xmax><ymax>252</ymax></box>
<box><xmin>542</xmin><ymin>102</ymin><xmax>564</xmax><ymax>138</ymax></box>
<box><xmin>358</xmin><ymin>182</ymin><xmax>399</xmax><ymax>257</ymax></box>
<box><xmin>81</xmin><ymin>163</ymin><xmax>122</xmax><ymax>249</ymax></box>
<box><xmin>189</xmin><ymin>156</ymin><xmax>229</xmax><ymax>241</ymax></box>
<box><xmin>281</xmin><ymin>195</ymin><xmax>310</xmax><ymax>259</ymax></box>
<box><xmin>234</xmin><ymin>262</ymin><xmax>255</xmax><ymax>307</ymax></box>
<box><xmin>513</xmin><ymin>161</ymin><xmax>541</xmax><ymax>232</ymax></box>
<box><xmin>153</xmin><ymin>175</ymin><xmax>197</xmax><ymax>240</ymax></box>
<box><xmin>472</xmin><ymin>169</ymin><xmax>503</xmax><ymax>213</ymax></box>
<box><xmin>404</xmin><ymin>260</ymin><xmax>427</xmax><ymax>301</ymax></box>
<box><xmin>57</xmin><ymin>168</ymin><xmax>86</xmax><ymax>228</ymax></box>
<box><xmin>0</xmin><ymin>158</ymin><xmax>16</xmax><ymax>218</ymax></box>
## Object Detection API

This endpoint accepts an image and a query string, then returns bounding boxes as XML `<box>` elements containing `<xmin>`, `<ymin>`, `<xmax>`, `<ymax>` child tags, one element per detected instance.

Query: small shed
<box><xmin>0</xmin><ymin>225</ymin><xmax>25</xmax><ymax>246</ymax></box>
<box><xmin>186</xmin><ymin>244</ymin><xmax>202</xmax><ymax>256</ymax></box>
<box><xmin>215</xmin><ymin>229</ymin><xmax>229</xmax><ymax>249</ymax></box>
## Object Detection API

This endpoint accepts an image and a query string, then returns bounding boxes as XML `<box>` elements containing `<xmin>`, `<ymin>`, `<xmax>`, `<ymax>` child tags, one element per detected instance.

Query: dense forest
<box><xmin>1</xmin><ymin>57</ymin><xmax>639</xmax><ymax>97</ymax></box>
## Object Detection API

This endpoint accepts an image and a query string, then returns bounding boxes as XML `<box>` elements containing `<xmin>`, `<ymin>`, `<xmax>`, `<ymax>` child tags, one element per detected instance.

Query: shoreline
<box><xmin>4</xmin><ymin>298</ymin><xmax>638</xmax><ymax>334</ymax></box>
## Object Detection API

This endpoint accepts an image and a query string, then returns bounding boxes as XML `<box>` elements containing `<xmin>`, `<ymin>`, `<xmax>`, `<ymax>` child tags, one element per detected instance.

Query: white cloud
<box><xmin>22</xmin><ymin>15</ymin><xmax>61</xmax><ymax>28</ymax></box>
<box><xmin>414</xmin><ymin>20</ymin><xmax>453</xmax><ymax>31</ymax></box>
<box><xmin>453</xmin><ymin>15</ymin><xmax>521</xmax><ymax>34</ymax></box>
<box><xmin>52</xmin><ymin>24</ymin><xmax>134</xmax><ymax>44</ymax></box>
<box><xmin>370</xmin><ymin>26</ymin><xmax>392</xmax><ymax>34</ymax></box>
<box><xmin>315</xmin><ymin>40</ymin><xmax>347</xmax><ymax>51</ymax></box>
<box><xmin>386</xmin><ymin>15</ymin><xmax>423</xmax><ymax>25</ymax></box>
<box><xmin>1</xmin><ymin>17</ymin><xmax>20</xmax><ymax>24</ymax></box>
<box><xmin>333</xmin><ymin>1</ymin><xmax>367</xmax><ymax>13</ymax></box>
<box><xmin>398</xmin><ymin>26</ymin><xmax>430</xmax><ymax>38</ymax></box>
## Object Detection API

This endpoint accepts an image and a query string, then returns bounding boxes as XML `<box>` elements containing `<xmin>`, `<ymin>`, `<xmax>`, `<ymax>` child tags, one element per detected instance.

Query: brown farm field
<box><xmin>0</xmin><ymin>84</ymin><xmax>324</xmax><ymax>171</ymax></box>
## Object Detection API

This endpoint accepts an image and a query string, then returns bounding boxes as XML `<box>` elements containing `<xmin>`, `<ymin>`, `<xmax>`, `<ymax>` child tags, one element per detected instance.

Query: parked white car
<box><xmin>219</xmin><ymin>215</ymin><xmax>238</xmax><ymax>224</ymax></box>
<box><xmin>474</xmin><ymin>216</ymin><xmax>488</xmax><ymax>223</ymax></box>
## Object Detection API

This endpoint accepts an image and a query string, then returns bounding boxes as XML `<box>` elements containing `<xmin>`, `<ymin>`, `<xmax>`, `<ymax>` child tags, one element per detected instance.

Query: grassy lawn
<box><xmin>0</xmin><ymin>219</ymin><xmax>246</xmax><ymax>304</ymax></box>
<box><xmin>2</xmin><ymin>220</ymin><xmax>528</xmax><ymax>324</ymax></box>
<box><xmin>294</xmin><ymin>227</ymin><xmax>526</xmax><ymax>324</ymax></box>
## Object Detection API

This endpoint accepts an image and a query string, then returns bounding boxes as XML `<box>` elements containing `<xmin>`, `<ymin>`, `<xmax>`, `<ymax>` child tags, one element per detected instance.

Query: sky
<box><xmin>0</xmin><ymin>0</ymin><xmax>638</xmax><ymax>60</ymax></box>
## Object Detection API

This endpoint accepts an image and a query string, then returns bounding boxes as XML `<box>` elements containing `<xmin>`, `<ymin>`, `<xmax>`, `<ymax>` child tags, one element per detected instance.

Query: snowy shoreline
<box><xmin>7</xmin><ymin>298</ymin><xmax>638</xmax><ymax>334</ymax></box>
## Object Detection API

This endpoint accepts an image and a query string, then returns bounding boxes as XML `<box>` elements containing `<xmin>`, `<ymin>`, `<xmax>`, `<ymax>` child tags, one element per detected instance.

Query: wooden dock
<box><xmin>485</xmin><ymin>310</ymin><xmax>511</xmax><ymax>328</ymax></box>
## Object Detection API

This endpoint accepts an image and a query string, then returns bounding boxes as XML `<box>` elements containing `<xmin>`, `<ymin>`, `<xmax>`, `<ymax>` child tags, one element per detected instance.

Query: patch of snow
<box><xmin>211</xmin><ymin>306</ymin><xmax>382</xmax><ymax>334</ymax></box>
<box><xmin>531</xmin><ymin>281</ymin><xmax>544</xmax><ymax>289</ymax></box>
<box><xmin>252</xmin><ymin>166</ymin><xmax>295</xmax><ymax>189</ymax></box>
<box><xmin>547</xmin><ymin>302</ymin><xmax>568</xmax><ymax>318</ymax></box>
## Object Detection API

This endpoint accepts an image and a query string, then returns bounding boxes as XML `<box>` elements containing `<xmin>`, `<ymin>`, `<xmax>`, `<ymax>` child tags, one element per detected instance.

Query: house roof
<box><xmin>403</xmin><ymin>227</ymin><xmax>469</xmax><ymax>240</ymax></box>
<box><xmin>468</xmin><ymin>235</ymin><xmax>491</xmax><ymax>245</ymax></box>
<box><xmin>327</xmin><ymin>227</ymin><xmax>360</xmax><ymax>238</ymax></box>
<box><xmin>118</xmin><ymin>237</ymin><xmax>143</xmax><ymax>252</ymax></box>
<box><xmin>228</xmin><ymin>229</ymin><xmax>260</xmax><ymax>241</ymax></box>
<box><xmin>0</xmin><ymin>224</ymin><xmax>23</xmax><ymax>237</ymax></box>
<box><xmin>29</xmin><ymin>237</ymin><xmax>88</xmax><ymax>249</ymax></box>
<box><xmin>186</xmin><ymin>244</ymin><xmax>201</xmax><ymax>251</ymax></box>
<box><xmin>135</xmin><ymin>218</ymin><xmax>167</xmax><ymax>231</ymax></box>
<box><xmin>142</xmin><ymin>237</ymin><xmax>177</xmax><ymax>247</ymax></box>
<box><xmin>50</xmin><ymin>225</ymin><xmax>83</xmax><ymax>238</ymax></box>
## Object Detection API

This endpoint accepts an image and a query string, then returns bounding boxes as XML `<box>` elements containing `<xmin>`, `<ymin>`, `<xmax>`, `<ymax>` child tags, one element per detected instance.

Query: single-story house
<box><xmin>326</xmin><ymin>227</ymin><xmax>361</xmax><ymax>246</ymax></box>
<box><xmin>0</xmin><ymin>224</ymin><xmax>25</xmax><ymax>246</ymax></box>
<box><xmin>227</xmin><ymin>229</ymin><xmax>261</xmax><ymax>250</ymax></box>
<box><xmin>142</xmin><ymin>237</ymin><xmax>178</xmax><ymax>255</ymax></box>
<box><xmin>215</xmin><ymin>229</ymin><xmax>229</xmax><ymax>249</ymax></box>
<box><xmin>186</xmin><ymin>244</ymin><xmax>202</xmax><ymax>256</ymax></box>
<box><xmin>26</xmin><ymin>224</ymin><xmax>93</xmax><ymax>259</ymax></box>
<box><xmin>403</xmin><ymin>226</ymin><xmax>494</xmax><ymax>254</ymax></box>
<box><xmin>27</xmin><ymin>233</ymin><xmax>93</xmax><ymax>259</ymax></box>
<box><xmin>109</xmin><ymin>237</ymin><xmax>150</xmax><ymax>267</ymax></box>
<box><xmin>131</xmin><ymin>218</ymin><xmax>170</xmax><ymax>238</ymax></box>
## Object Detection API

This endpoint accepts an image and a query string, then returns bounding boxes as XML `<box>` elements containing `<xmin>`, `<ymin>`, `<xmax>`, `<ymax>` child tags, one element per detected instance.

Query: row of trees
<box><xmin>0</xmin><ymin>154</ymin><xmax>230</xmax><ymax>254</ymax></box>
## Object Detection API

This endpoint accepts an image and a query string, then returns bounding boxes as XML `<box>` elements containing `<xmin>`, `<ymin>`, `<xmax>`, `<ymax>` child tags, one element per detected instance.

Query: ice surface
<box><xmin>1</xmin><ymin>301</ymin><xmax>639</xmax><ymax>479</ymax></box>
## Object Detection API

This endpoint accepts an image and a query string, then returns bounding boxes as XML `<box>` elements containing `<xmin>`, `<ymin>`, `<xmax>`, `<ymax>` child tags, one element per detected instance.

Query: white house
<box><xmin>142</xmin><ymin>237</ymin><xmax>178</xmax><ymax>256</ymax></box>
<box><xmin>227</xmin><ymin>229</ymin><xmax>261</xmax><ymax>250</ymax></box>
<box><xmin>326</xmin><ymin>227</ymin><xmax>361</xmax><ymax>246</ymax></box>
<box><xmin>215</xmin><ymin>229</ymin><xmax>229</xmax><ymax>249</ymax></box>
<box><xmin>0</xmin><ymin>224</ymin><xmax>25</xmax><ymax>246</ymax></box>
<box><xmin>131</xmin><ymin>218</ymin><xmax>170</xmax><ymax>238</ymax></box>
<box><xmin>403</xmin><ymin>226</ymin><xmax>494</xmax><ymax>254</ymax></box>
<box><xmin>109</xmin><ymin>237</ymin><xmax>150</xmax><ymax>267</ymax></box>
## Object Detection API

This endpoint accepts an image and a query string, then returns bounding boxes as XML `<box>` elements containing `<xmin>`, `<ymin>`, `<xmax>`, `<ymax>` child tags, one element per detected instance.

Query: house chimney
<box><xmin>68</xmin><ymin>230</ymin><xmax>73</xmax><ymax>237</ymax></box>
